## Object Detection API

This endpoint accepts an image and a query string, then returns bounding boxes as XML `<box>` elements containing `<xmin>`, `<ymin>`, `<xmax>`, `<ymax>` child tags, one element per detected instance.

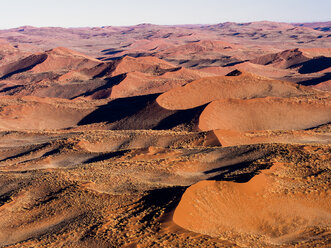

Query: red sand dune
<box><xmin>156</xmin><ymin>72</ymin><xmax>313</xmax><ymax>110</ymax></box>
<box><xmin>0</xmin><ymin>53</ymin><xmax>47</xmax><ymax>78</ymax></box>
<box><xmin>233</xmin><ymin>61</ymin><xmax>295</xmax><ymax>79</ymax></box>
<box><xmin>199</xmin><ymin>97</ymin><xmax>331</xmax><ymax>132</ymax></box>
<box><xmin>106</xmin><ymin>63</ymin><xmax>213</xmax><ymax>99</ymax></box>
<box><xmin>111</xmin><ymin>56</ymin><xmax>176</xmax><ymax>76</ymax></box>
<box><xmin>30</xmin><ymin>47</ymin><xmax>101</xmax><ymax>73</ymax></box>
<box><xmin>159</xmin><ymin>40</ymin><xmax>238</xmax><ymax>57</ymax></box>
<box><xmin>108</xmin><ymin>70</ymin><xmax>195</xmax><ymax>99</ymax></box>
<box><xmin>173</xmin><ymin>163</ymin><xmax>330</xmax><ymax>244</ymax></box>
<box><xmin>0</xmin><ymin>47</ymin><xmax>103</xmax><ymax>81</ymax></box>
<box><xmin>250</xmin><ymin>48</ymin><xmax>309</xmax><ymax>69</ymax></box>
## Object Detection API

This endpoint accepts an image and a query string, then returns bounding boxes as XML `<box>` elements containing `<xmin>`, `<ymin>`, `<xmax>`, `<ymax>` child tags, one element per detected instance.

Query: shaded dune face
<box><xmin>0</xmin><ymin>47</ymin><xmax>105</xmax><ymax>86</ymax></box>
<box><xmin>29</xmin><ymin>47</ymin><xmax>102</xmax><ymax>73</ymax></box>
<box><xmin>0</xmin><ymin>53</ymin><xmax>48</xmax><ymax>79</ymax></box>
<box><xmin>250</xmin><ymin>48</ymin><xmax>309</xmax><ymax>69</ymax></box>
<box><xmin>156</xmin><ymin>73</ymin><xmax>311</xmax><ymax>110</ymax></box>
<box><xmin>173</xmin><ymin>163</ymin><xmax>331</xmax><ymax>245</ymax></box>
<box><xmin>199</xmin><ymin>97</ymin><xmax>331</xmax><ymax>132</ymax></box>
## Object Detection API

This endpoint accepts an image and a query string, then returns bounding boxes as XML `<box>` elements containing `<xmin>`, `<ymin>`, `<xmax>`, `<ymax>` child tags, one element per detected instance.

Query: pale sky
<box><xmin>0</xmin><ymin>0</ymin><xmax>330</xmax><ymax>29</ymax></box>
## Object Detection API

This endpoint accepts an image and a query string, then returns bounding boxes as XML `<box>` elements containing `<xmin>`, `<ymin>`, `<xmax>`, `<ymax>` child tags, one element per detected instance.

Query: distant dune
<box><xmin>156</xmin><ymin>72</ymin><xmax>314</xmax><ymax>110</ymax></box>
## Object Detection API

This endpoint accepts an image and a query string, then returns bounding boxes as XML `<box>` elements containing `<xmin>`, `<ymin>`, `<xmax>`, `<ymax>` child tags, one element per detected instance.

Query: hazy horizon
<box><xmin>1</xmin><ymin>20</ymin><xmax>331</xmax><ymax>30</ymax></box>
<box><xmin>1</xmin><ymin>0</ymin><xmax>330</xmax><ymax>29</ymax></box>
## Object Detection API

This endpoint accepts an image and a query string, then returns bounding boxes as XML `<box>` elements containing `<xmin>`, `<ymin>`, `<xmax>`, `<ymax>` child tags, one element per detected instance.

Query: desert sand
<box><xmin>0</xmin><ymin>21</ymin><xmax>330</xmax><ymax>247</ymax></box>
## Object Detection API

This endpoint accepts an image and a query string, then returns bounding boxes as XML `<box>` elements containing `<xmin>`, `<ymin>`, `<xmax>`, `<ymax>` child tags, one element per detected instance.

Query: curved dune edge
<box><xmin>108</xmin><ymin>68</ymin><xmax>204</xmax><ymax>99</ymax></box>
<box><xmin>173</xmin><ymin>162</ymin><xmax>331</xmax><ymax>245</ymax></box>
<box><xmin>156</xmin><ymin>72</ymin><xmax>313</xmax><ymax>110</ymax></box>
<box><xmin>199</xmin><ymin>97</ymin><xmax>331</xmax><ymax>132</ymax></box>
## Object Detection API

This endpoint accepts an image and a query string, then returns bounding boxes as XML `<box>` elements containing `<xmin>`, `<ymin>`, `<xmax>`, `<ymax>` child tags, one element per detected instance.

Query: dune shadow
<box><xmin>101</xmin><ymin>56</ymin><xmax>125</xmax><ymax>61</ymax></box>
<box><xmin>0</xmin><ymin>190</ymin><xmax>16</xmax><ymax>207</ymax></box>
<box><xmin>223</xmin><ymin>60</ymin><xmax>248</xmax><ymax>67</ymax></box>
<box><xmin>78</xmin><ymin>93</ymin><xmax>161</xmax><ymax>125</ymax></box>
<box><xmin>290</xmin><ymin>56</ymin><xmax>331</xmax><ymax>74</ymax></box>
<box><xmin>204</xmin><ymin>157</ymin><xmax>272</xmax><ymax>183</ymax></box>
<box><xmin>83</xmin><ymin>150</ymin><xmax>128</xmax><ymax>164</ymax></box>
<box><xmin>297</xmin><ymin>72</ymin><xmax>331</xmax><ymax>86</ymax></box>
<box><xmin>129</xmin><ymin>186</ymin><xmax>187</xmax><ymax>226</ymax></box>
<box><xmin>154</xmin><ymin>104</ymin><xmax>206</xmax><ymax>130</ymax></box>
<box><xmin>0</xmin><ymin>85</ymin><xmax>24</xmax><ymax>93</ymax></box>
<box><xmin>103</xmin><ymin>50</ymin><xmax>124</xmax><ymax>55</ymax></box>
<box><xmin>78</xmin><ymin>93</ymin><xmax>206</xmax><ymax>130</ymax></box>
<box><xmin>0</xmin><ymin>144</ymin><xmax>47</xmax><ymax>162</ymax></box>
<box><xmin>1</xmin><ymin>54</ymin><xmax>48</xmax><ymax>79</ymax></box>
<box><xmin>71</xmin><ymin>73</ymin><xmax>126</xmax><ymax>99</ymax></box>
<box><xmin>41</xmin><ymin>148</ymin><xmax>61</xmax><ymax>158</ymax></box>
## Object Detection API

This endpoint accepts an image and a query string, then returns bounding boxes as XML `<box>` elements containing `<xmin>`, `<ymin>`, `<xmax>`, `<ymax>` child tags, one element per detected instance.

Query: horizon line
<box><xmin>1</xmin><ymin>20</ymin><xmax>330</xmax><ymax>30</ymax></box>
